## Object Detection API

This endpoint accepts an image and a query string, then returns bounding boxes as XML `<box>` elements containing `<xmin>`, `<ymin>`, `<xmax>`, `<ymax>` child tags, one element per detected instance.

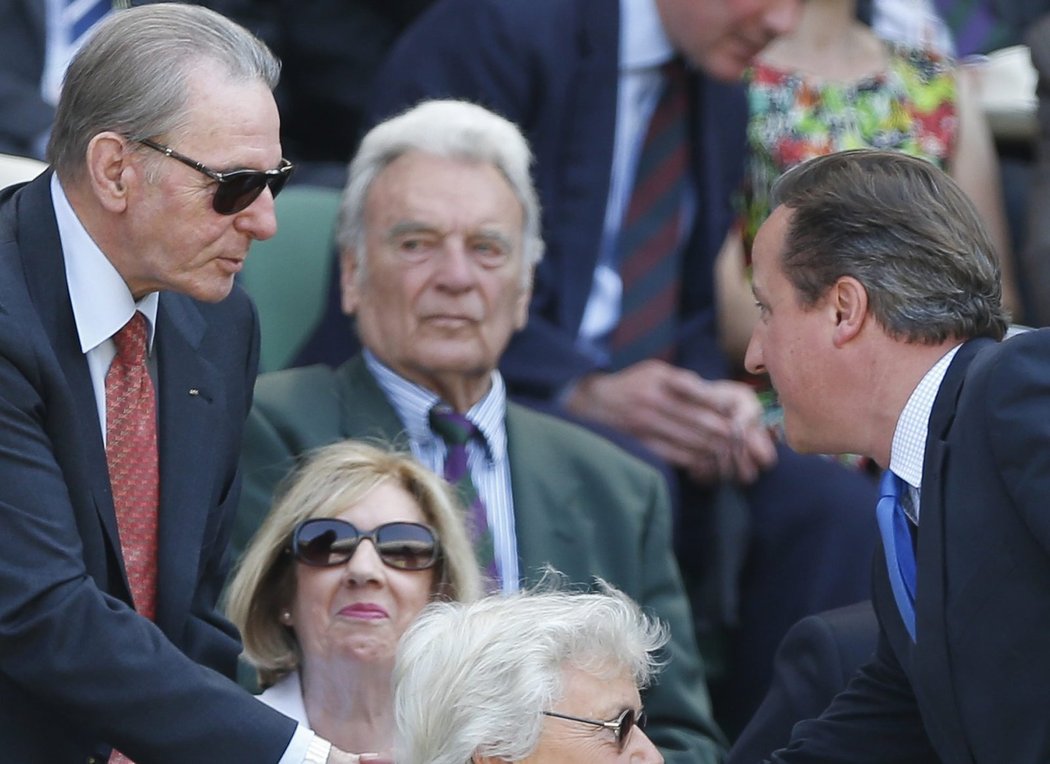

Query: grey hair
<box><xmin>225</xmin><ymin>440</ymin><xmax>483</xmax><ymax>688</ymax></box>
<box><xmin>393</xmin><ymin>575</ymin><xmax>668</xmax><ymax>764</ymax></box>
<box><xmin>770</xmin><ymin>149</ymin><xmax>1008</xmax><ymax>343</ymax></box>
<box><xmin>336</xmin><ymin>99</ymin><xmax>544</xmax><ymax>284</ymax></box>
<box><xmin>48</xmin><ymin>3</ymin><xmax>280</xmax><ymax>180</ymax></box>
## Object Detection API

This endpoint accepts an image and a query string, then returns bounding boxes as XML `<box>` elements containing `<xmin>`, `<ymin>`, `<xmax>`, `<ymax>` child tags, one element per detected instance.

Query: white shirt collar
<box><xmin>889</xmin><ymin>343</ymin><xmax>963</xmax><ymax>490</ymax></box>
<box><xmin>620</xmin><ymin>0</ymin><xmax>676</xmax><ymax>70</ymax></box>
<box><xmin>362</xmin><ymin>349</ymin><xmax>508</xmax><ymax>462</ymax></box>
<box><xmin>51</xmin><ymin>173</ymin><xmax>159</xmax><ymax>351</ymax></box>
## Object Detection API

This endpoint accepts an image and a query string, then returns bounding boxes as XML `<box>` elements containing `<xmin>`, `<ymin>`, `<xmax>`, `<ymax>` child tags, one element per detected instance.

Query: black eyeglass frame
<box><xmin>138</xmin><ymin>138</ymin><xmax>294</xmax><ymax>215</ymax></box>
<box><xmin>289</xmin><ymin>518</ymin><xmax>441</xmax><ymax>571</ymax></box>
<box><xmin>542</xmin><ymin>708</ymin><xmax>646</xmax><ymax>752</ymax></box>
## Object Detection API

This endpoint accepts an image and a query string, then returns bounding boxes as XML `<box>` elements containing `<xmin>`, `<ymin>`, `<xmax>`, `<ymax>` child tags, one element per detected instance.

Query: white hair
<box><xmin>336</xmin><ymin>99</ymin><xmax>544</xmax><ymax>283</ymax></box>
<box><xmin>393</xmin><ymin>577</ymin><xmax>668</xmax><ymax>764</ymax></box>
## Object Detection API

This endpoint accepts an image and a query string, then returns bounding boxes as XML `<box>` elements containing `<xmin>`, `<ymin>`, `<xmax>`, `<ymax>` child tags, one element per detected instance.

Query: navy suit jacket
<box><xmin>367</xmin><ymin>0</ymin><xmax>748</xmax><ymax>395</ymax></box>
<box><xmin>728</xmin><ymin>602</ymin><xmax>878</xmax><ymax>764</ymax></box>
<box><xmin>0</xmin><ymin>0</ymin><xmax>53</xmax><ymax>157</ymax></box>
<box><xmin>768</xmin><ymin>333</ymin><xmax>1050</xmax><ymax>763</ymax></box>
<box><xmin>0</xmin><ymin>173</ymin><xmax>295</xmax><ymax>762</ymax></box>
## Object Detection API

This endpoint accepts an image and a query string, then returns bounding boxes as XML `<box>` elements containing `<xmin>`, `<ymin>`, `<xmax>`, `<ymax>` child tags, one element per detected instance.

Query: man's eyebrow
<box><xmin>386</xmin><ymin>221</ymin><xmax>437</xmax><ymax>239</ymax></box>
<box><xmin>471</xmin><ymin>228</ymin><xmax>514</xmax><ymax>249</ymax></box>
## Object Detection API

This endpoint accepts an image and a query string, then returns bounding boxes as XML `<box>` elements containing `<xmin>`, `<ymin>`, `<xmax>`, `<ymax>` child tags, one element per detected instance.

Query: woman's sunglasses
<box><xmin>289</xmin><ymin>518</ymin><xmax>440</xmax><ymax>571</ymax></box>
<box><xmin>542</xmin><ymin>708</ymin><xmax>646</xmax><ymax>752</ymax></box>
<box><xmin>138</xmin><ymin>138</ymin><xmax>294</xmax><ymax>215</ymax></box>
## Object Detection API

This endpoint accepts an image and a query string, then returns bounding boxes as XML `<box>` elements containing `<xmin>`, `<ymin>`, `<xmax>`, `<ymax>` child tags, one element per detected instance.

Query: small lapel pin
<box><xmin>188</xmin><ymin>388</ymin><xmax>200</xmax><ymax>396</ymax></box>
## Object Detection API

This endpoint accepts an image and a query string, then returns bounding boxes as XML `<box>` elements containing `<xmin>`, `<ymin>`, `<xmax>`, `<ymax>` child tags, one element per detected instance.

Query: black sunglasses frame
<box><xmin>138</xmin><ymin>138</ymin><xmax>294</xmax><ymax>215</ymax></box>
<box><xmin>289</xmin><ymin>518</ymin><xmax>440</xmax><ymax>571</ymax></box>
<box><xmin>542</xmin><ymin>708</ymin><xmax>646</xmax><ymax>752</ymax></box>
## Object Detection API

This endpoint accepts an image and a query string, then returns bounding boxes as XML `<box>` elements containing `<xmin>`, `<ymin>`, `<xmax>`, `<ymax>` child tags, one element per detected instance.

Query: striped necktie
<box><xmin>428</xmin><ymin>404</ymin><xmax>499</xmax><ymax>588</ymax></box>
<box><xmin>610</xmin><ymin>59</ymin><xmax>690</xmax><ymax>370</ymax></box>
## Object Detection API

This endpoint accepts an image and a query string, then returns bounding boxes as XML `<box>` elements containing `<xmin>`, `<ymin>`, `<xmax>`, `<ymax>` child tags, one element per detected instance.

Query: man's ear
<box><xmin>85</xmin><ymin>131</ymin><xmax>134</xmax><ymax>213</ymax></box>
<box><xmin>340</xmin><ymin>247</ymin><xmax>360</xmax><ymax>316</ymax></box>
<box><xmin>830</xmin><ymin>276</ymin><xmax>869</xmax><ymax>348</ymax></box>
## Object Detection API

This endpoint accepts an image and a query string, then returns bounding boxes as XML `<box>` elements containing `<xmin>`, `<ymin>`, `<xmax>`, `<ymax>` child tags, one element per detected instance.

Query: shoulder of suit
<box><xmin>505</xmin><ymin>401</ymin><xmax>662</xmax><ymax>477</ymax></box>
<box><xmin>254</xmin><ymin>363</ymin><xmax>338</xmax><ymax>404</ymax></box>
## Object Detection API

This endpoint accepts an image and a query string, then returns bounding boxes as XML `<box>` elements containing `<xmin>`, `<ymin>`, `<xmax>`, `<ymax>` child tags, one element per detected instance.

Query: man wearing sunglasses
<box><xmin>0</xmin><ymin>5</ymin><xmax>368</xmax><ymax>764</ymax></box>
<box><xmin>240</xmin><ymin>99</ymin><xmax>725</xmax><ymax>762</ymax></box>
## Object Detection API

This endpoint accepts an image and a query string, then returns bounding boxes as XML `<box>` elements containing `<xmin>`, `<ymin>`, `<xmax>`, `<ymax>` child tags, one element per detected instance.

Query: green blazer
<box><xmin>237</xmin><ymin>356</ymin><xmax>726</xmax><ymax>762</ymax></box>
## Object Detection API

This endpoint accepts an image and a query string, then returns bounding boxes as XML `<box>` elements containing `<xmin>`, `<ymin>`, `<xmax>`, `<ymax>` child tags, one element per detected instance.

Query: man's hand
<box><xmin>566</xmin><ymin>359</ymin><xmax>777</xmax><ymax>484</ymax></box>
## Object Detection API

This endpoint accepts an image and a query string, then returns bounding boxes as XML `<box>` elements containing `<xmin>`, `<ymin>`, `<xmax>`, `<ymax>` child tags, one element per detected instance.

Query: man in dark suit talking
<box><xmin>746</xmin><ymin>149</ymin><xmax>1050</xmax><ymax>763</ymax></box>
<box><xmin>0</xmin><ymin>5</ymin><xmax>374</xmax><ymax>762</ymax></box>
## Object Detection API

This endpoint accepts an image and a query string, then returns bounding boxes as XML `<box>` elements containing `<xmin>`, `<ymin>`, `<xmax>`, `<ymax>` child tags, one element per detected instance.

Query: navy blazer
<box><xmin>0</xmin><ymin>173</ymin><xmax>295</xmax><ymax>762</ymax></box>
<box><xmin>728</xmin><ymin>601</ymin><xmax>878</xmax><ymax>764</ymax></box>
<box><xmin>367</xmin><ymin>0</ymin><xmax>748</xmax><ymax>396</ymax></box>
<box><xmin>768</xmin><ymin>333</ymin><xmax>1050</xmax><ymax>763</ymax></box>
<box><xmin>0</xmin><ymin>0</ymin><xmax>54</xmax><ymax>156</ymax></box>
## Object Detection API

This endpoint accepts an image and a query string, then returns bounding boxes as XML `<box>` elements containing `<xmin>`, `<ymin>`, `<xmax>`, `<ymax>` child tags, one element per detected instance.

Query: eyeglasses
<box><xmin>542</xmin><ymin>708</ymin><xmax>647</xmax><ymax>752</ymax></box>
<box><xmin>138</xmin><ymin>138</ymin><xmax>294</xmax><ymax>215</ymax></box>
<box><xmin>290</xmin><ymin>518</ymin><xmax>440</xmax><ymax>571</ymax></box>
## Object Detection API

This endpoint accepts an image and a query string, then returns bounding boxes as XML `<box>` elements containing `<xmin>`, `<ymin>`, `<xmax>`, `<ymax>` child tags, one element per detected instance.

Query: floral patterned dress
<box><xmin>740</xmin><ymin>43</ymin><xmax>959</xmax><ymax>251</ymax></box>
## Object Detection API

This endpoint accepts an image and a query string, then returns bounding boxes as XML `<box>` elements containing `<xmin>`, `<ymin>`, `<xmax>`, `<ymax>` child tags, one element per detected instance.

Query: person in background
<box><xmin>748</xmin><ymin>149</ymin><xmax>1049</xmax><ymax>762</ymax></box>
<box><xmin>354</xmin><ymin>0</ymin><xmax>881</xmax><ymax>735</ymax></box>
<box><xmin>227</xmin><ymin>441</ymin><xmax>482</xmax><ymax>760</ymax></box>
<box><xmin>394</xmin><ymin>579</ymin><xmax>666</xmax><ymax>764</ymax></box>
<box><xmin>0</xmin><ymin>4</ymin><xmax>369</xmax><ymax>762</ymax></box>
<box><xmin>238</xmin><ymin>98</ymin><xmax>725</xmax><ymax>762</ymax></box>
<box><xmin>717</xmin><ymin>0</ymin><xmax>1021</xmax><ymax>365</ymax></box>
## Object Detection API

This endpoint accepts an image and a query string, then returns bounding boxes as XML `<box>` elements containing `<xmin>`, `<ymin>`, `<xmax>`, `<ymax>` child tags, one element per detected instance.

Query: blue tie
<box><xmin>877</xmin><ymin>470</ymin><xmax>917</xmax><ymax>641</ymax></box>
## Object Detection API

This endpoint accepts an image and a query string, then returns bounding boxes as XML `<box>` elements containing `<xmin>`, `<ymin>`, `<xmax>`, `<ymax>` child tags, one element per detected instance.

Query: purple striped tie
<box><xmin>429</xmin><ymin>405</ymin><xmax>500</xmax><ymax>588</ymax></box>
<box><xmin>610</xmin><ymin>59</ymin><xmax>690</xmax><ymax>370</ymax></box>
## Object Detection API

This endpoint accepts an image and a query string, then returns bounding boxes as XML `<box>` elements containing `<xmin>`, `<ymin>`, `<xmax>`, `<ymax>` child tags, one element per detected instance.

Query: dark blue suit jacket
<box><xmin>768</xmin><ymin>333</ymin><xmax>1050</xmax><ymax>763</ymax></box>
<box><xmin>0</xmin><ymin>173</ymin><xmax>295</xmax><ymax>762</ymax></box>
<box><xmin>0</xmin><ymin>0</ymin><xmax>54</xmax><ymax>157</ymax></box>
<box><xmin>367</xmin><ymin>0</ymin><xmax>748</xmax><ymax>395</ymax></box>
<box><xmin>728</xmin><ymin>601</ymin><xmax>878</xmax><ymax>764</ymax></box>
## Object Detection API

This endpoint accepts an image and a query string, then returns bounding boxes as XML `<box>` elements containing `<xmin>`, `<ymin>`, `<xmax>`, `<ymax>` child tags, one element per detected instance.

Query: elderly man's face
<box><xmin>522</xmin><ymin>666</ymin><xmax>662</xmax><ymax>763</ymax></box>
<box><xmin>117</xmin><ymin>67</ymin><xmax>282</xmax><ymax>301</ymax></box>
<box><xmin>655</xmin><ymin>0</ymin><xmax>802</xmax><ymax>82</ymax></box>
<box><xmin>343</xmin><ymin>151</ymin><xmax>531</xmax><ymax>407</ymax></box>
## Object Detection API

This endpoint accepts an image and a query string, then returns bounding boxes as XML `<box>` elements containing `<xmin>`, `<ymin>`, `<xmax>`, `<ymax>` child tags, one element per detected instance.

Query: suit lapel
<box><xmin>336</xmin><ymin>356</ymin><xmax>411</xmax><ymax>447</ymax></box>
<box><xmin>912</xmin><ymin>338</ymin><xmax>994</xmax><ymax>762</ymax></box>
<box><xmin>152</xmin><ymin>293</ymin><xmax>219</xmax><ymax>632</ymax></box>
<box><xmin>505</xmin><ymin>405</ymin><xmax>593</xmax><ymax>585</ymax></box>
<box><xmin>11</xmin><ymin>174</ymin><xmax>120</xmax><ymax>557</ymax></box>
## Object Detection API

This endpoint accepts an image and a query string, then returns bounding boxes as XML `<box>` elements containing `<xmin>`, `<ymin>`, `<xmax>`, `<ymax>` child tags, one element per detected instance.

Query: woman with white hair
<box><xmin>394</xmin><ymin>579</ymin><xmax>667</xmax><ymax>763</ymax></box>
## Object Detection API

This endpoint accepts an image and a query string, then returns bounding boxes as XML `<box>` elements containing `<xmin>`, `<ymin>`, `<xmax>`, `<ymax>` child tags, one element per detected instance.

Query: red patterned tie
<box><xmin>105</xmin><ymin>312</ymin><xmax>159</xmax><ymax>620</ymax></box>
<box><xmin>105</xmin><ymin>313</ymin><xmax>159</xmax><ymax>764</ymax></box>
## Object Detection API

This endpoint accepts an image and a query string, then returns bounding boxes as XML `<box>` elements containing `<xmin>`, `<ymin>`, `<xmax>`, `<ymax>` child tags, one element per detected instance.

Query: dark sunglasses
<box><xmin>290</xmin><ymin>518</ymin><xmax>440</xmax><ymax>571</ymax></box>
<box><xmin>542</xmin><ymin>708</ymin><xmax>646</xmax><ymax>752</ymax></box>
<box><xmin>138</xmin><ymin>138</ymin><xmax>294</xmax><ymax>215</ymax></box>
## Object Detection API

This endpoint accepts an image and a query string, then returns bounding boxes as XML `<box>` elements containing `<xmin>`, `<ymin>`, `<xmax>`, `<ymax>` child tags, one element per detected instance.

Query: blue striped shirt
<box><xmin>364</xmin><ymin>350</ymin><xmax>520</xmax><ymax>592</ymax></box>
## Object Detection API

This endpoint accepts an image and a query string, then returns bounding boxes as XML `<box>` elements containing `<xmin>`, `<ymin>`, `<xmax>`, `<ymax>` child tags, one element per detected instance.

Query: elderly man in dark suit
<box><xmin>747</xmin><ymin>150</ymin><xmax>1050</xmax><ymax>763</ymax></box>
<box><xmin>0</xmin><ymin>5</ymin><xmax>371</xmax><ymax>763</ymax></box>
<box><xmin>238</xmin><ymin>98</ymin><xmax>725</xmax><ymax>763</ymax></box>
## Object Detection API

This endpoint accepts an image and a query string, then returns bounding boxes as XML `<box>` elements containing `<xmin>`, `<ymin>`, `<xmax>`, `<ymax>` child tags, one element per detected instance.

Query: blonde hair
<box><xmin>225</xmin><ymin>440</ymin><xmax>483</xmax><ymax>686</ymax></box>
